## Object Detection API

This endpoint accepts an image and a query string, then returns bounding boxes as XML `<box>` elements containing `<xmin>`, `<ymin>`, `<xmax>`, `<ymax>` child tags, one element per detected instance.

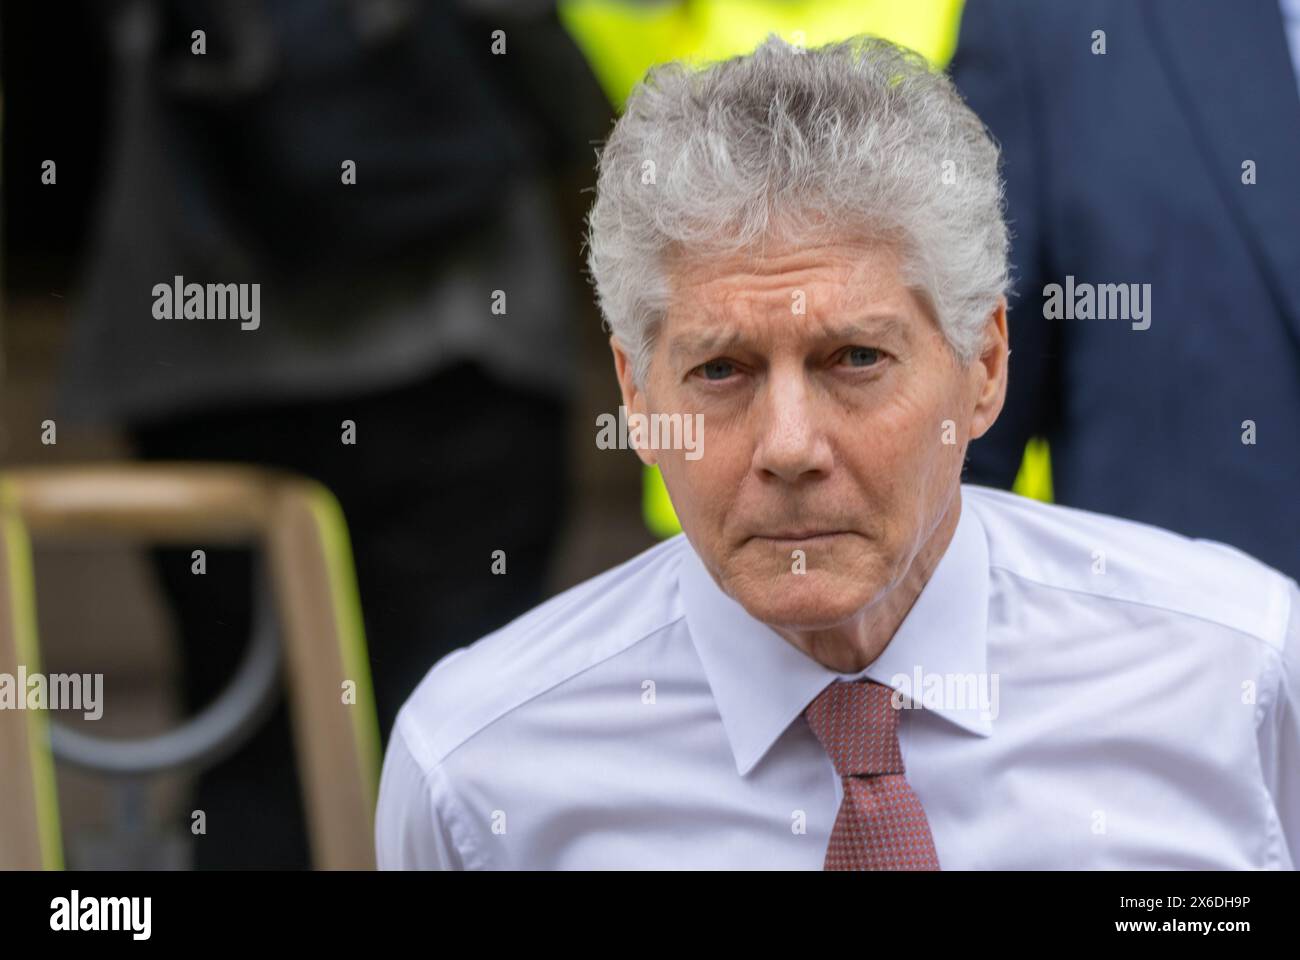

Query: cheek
<box><xmin>872</xmin><ymin>371</ymin><xmax>965</xmax><ymax>464</ymax></box>
<box><xmin>846</xmin><ymin>394</ymin><xmax>937</xmax><ymax>476</ymax></box>
<box><xmin>659</xmin><ymin>435</ymin><xmax>747</xmax><ymax>528</ymax></box>
<box><xmin>838</xmin><ymin>392</ymin><xmax>955</xmax><ymax>528</ymax></box>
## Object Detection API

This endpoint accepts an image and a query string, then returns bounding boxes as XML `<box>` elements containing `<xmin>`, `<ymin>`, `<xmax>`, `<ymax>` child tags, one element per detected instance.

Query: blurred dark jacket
<box><xmin>61</xmin><ymin>0</ymin><xmax>606</xmax><ymax>424</ymax></box>
<box><xmin>951</xmin><ymin>0</ymin><xmax>1300</xmax><ymax>580</ymax></box>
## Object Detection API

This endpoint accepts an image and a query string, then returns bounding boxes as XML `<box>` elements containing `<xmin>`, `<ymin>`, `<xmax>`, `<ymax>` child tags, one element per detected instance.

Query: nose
<box><xmin>751</xmin><ymin>367</ymin><xmax>834</xmax><ymax>484</ymax></box>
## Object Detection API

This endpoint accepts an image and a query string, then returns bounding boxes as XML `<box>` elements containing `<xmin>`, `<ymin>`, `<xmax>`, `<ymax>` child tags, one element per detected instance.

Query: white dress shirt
<box><xmin>375</xmin><ymin>484</ymin><xmax>1300</xmax><ymax>869</ymax></box>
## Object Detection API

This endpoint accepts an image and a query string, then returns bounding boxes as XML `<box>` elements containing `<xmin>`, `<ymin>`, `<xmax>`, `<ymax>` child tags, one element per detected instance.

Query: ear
<box><xmin>968</xmin><ymin>297</ymin><xmax>1009</xmax><ymax>442</ymax></box>
<box><xmin>609</xmin><ymin>336</ymin><xmax>658</xmax><ymax>466</ymax></box>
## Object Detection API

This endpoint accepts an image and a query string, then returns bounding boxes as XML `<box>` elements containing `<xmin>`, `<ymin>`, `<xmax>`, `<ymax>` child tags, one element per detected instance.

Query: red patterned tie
<box><xmin>803</xmin><ymin>678</ymin><xmax>941</xmax><ymax>870</ymax></box>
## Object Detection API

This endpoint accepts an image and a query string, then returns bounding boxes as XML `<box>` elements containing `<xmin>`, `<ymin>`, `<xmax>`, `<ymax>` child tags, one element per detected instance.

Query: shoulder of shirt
<box><xmin>392</xmin><ymin>533</ymin><xmax>692</xmax><ymax>772</ymax></box>
<box><xmin>962</xmin><ymin>483</ymin><xmax>1297</xmax><ymax>652</ymax></box>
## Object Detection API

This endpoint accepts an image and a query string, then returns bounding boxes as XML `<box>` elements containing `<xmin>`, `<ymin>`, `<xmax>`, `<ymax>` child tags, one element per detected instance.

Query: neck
<box><xmin>774</xmin><ymin>488</ymin><xmax>962</xmax><ymax>674</ymax></box>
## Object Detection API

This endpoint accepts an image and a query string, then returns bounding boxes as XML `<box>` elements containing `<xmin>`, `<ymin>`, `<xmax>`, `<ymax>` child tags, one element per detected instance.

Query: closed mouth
<box><xmin>749</xmin><ymin>530</ymin><xmax>850</xmax><ymax>543</ymax></box>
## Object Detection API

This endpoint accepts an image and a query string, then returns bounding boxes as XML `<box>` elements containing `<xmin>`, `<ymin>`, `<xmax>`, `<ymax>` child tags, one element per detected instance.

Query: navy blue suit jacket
<box><xmin>950</xmin><ymin>0</ymin><xmax>1300</xmax><ymax>580</ymax></box>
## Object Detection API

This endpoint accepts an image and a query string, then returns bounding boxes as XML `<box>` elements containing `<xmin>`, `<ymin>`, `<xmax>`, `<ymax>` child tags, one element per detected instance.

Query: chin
<box><xmin>728</xmin><ymin>571</ymin><xmax>876</xmax><ymax>632</ymax></box>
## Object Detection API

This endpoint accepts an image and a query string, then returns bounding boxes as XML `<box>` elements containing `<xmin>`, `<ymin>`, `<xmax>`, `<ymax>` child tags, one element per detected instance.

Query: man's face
<box><xmin>612</xmin><ymin>235</ymin><xmax>1006</xmax><ymax>631</ymax></box>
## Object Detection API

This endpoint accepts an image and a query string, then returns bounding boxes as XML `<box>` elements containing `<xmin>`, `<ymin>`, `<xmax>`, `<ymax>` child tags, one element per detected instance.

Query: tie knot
<box><xmin>803</xmin><ymin>678</ymin><xmax>905</xmax><ymax>777</ymax></box>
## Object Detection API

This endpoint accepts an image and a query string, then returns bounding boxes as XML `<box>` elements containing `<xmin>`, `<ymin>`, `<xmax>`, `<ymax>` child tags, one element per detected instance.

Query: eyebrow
<box><xmin>667</xmin><ymin>315</ymin><xmax>911</xmax><ymax>362</ymax></box>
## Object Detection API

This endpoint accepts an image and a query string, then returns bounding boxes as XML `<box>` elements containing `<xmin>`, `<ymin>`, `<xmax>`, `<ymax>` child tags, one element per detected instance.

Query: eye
<box><xmin>837</xmin><ymin>345</ymin><xmax>883</xmax><ymax>368</ymax></box>
<box><xmin>694</xmin><ymin>358</ymin><xmax>737</xmax><ymax>381</ymax></box>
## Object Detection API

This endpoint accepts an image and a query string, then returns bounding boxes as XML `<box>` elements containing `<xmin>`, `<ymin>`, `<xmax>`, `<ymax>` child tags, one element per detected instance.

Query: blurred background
<box><xmin>2</xmin><ymin>0</ymin><xmax>1296</xmax><ymax>869</ymax></box>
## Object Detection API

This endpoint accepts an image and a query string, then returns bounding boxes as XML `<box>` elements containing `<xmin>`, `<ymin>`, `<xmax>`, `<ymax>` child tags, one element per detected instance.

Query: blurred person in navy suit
<box><xmin>950</xmin><ymin>0</ymin><xmax>1300</xmax><ymax>580</ymax></box>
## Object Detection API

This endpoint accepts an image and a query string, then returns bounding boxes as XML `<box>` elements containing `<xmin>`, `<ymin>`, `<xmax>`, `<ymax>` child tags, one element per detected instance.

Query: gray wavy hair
<box><xmin>583</xmin><ymin>33</ymin><xmax>1010</xmax><ymax>387</ymax></box>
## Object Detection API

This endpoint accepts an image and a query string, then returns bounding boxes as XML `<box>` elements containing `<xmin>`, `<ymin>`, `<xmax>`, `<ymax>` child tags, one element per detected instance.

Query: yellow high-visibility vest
<box><xmin>559</xmin><ymin>0</ymin><xmax>964</xmax><ymax>109</ymax></box>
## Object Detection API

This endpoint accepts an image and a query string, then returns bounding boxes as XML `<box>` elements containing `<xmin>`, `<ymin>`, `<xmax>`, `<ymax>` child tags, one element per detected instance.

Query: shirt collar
<box><xmin>678</xmin><ymin>487</ymin><xmax>992</xmax><ymax>777</ymax></box>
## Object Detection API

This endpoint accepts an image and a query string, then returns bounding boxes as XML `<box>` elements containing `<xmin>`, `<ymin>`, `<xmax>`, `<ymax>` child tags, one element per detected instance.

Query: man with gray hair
<box><xmin>377</xmin><ymin>35</ymin><xmax>1300</xmax><ymax>870</ymax></box>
